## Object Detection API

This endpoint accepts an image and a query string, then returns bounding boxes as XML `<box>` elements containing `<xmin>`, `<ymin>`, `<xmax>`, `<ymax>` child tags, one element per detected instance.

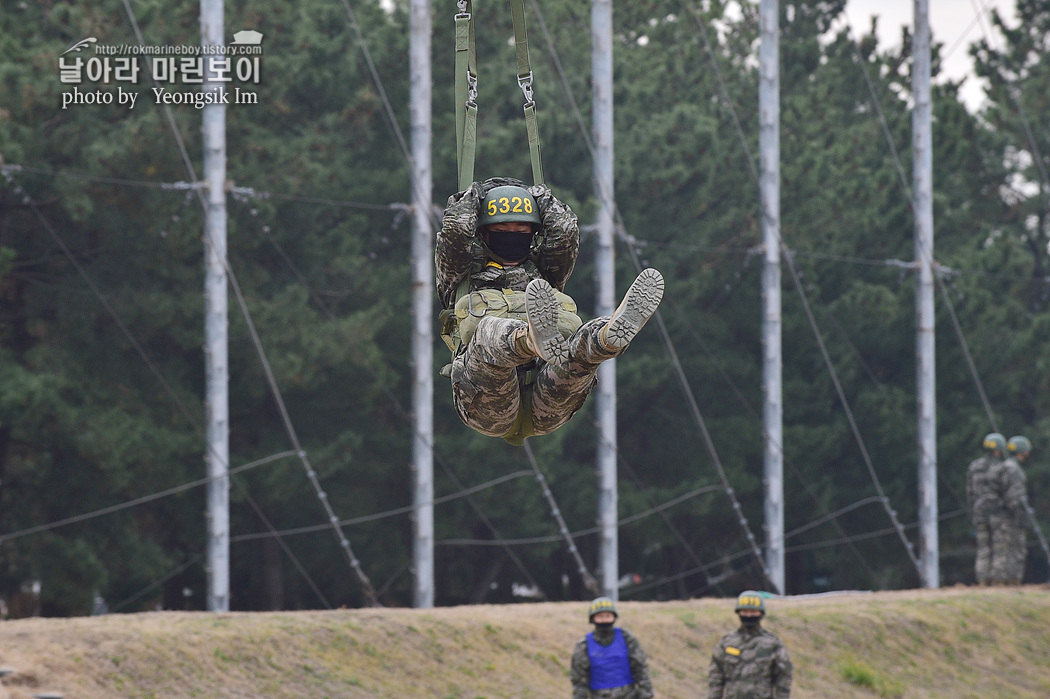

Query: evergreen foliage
<box><xmin>0</xmin><ymin>0</ymin><xmax>1046</xmax><ymax>614</ymax></box>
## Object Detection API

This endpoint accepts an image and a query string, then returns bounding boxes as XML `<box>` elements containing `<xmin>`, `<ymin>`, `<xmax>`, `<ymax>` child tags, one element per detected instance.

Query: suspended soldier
<box><xmin>437</xmin><ymin>177</ymin><xmax>664</xmax><ymax>444</ymax></box>
<box><xmin>570</xmin><ymin>597</ymin><xmax>654</xmax><ymax>699</ymax></box>
<box><xmin>986</xmin><ymin>435</ymin><xmax>1033</xmax><ymax>585</ymax></box>
<box><xmin>708</xmin><ymin>591</ymin><xmax>792</xmax><ymax>699</ymax></box>
<box><xmin>967</xmin><ymin>432</ymin><xmax>1007</xmax><ymax>585</ymax></box>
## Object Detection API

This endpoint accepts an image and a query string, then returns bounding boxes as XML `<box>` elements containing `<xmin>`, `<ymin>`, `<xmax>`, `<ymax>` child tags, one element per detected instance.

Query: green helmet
<box><xmin>1007</xmin><ymin>435</ymin><xmax>1032</xmax><ymax>455</ymax></box>
<box><xmin>479</xmin><ymin>185</ymin><xmax>541</xmax><ymax>228</ymax></box>
<box><xmin>734</xmin><ymin>590</ymin><xmax>766</xmax><ymax>614</ymax></box>
<box><xmin>588</xmin><ymin>596</ymin><xmax>618</xmax><ymax>622</ymax></box>
<box><xmin>983</xmin><ymin>433</ymin><xmax>1007</xmax><ymax>453</ymax></box>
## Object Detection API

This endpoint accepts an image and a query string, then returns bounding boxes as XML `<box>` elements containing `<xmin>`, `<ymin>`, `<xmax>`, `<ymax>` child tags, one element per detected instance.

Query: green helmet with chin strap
<box><xmin>735</xmin><ymin>590</ymin><xmax>766</xmax><ymax>614</ymax></box>
<box><xmin>588</xmin><ymin>596</ymin><xmax>618</xmax><ymax>622</ymax></box>
<box><xmin>983</xmin><ymin>433</ymin><xmax>1007</xmax><ymax>453</ymax></box>
<box><xmin>1007</xmin><ymin>435</ymin><xmax>1032</xmax><ymax>455</ymax></box>
<box><xmin>479</xmin><ymin>185</ymin><xmax>541</xmax><ymax>228</ymax></box>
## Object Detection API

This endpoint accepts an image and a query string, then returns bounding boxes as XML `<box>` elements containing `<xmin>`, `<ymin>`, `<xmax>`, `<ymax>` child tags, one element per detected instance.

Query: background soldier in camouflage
<box><xmin>437</xmin><ymin>177</ymin><xmax>663</xmax><ymax>444</ymax></box>
<box><xmin>570</xmin><ymin>597</ymin><xmax>654</xmax><ymax>699</ymax></box>
<box><xmin>985</xmin><ymin>435</ymin><xmax>1033</xmax><ymax>584</ymax></box>
<box><xmin>708</xmin><ymin>591</ymin><xmax>792</xmax><ymax>699</ymax></box>
<box><xmin>967</xmin><ymin>432</ymin><xmax>1007</xmax><ymax>585</ymax></box>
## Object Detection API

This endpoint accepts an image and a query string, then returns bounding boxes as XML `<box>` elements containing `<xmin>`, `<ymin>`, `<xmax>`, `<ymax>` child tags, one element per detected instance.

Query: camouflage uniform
<box><xmin>966</xmin><ymin>452</ymin><xmax>1002</xmax><ymax>584</ymax></box>
<box><xmin>570</xmin><ymin>626</ymin><xmax>654</xmax><ymax>699</ymax></box>
<box><xmin>436</xmin><ymin>178</ymin><xmax>622</xmax><ymax>442</ymax></box>
<box><xmin>986</xmin><ymin>455</ymin><xmax>1029</xmax><ymax>584</ymax></box>
<box><xmin>708</xmin><ymin>625</ymin><xmax>792</xmax><ymax>699</ymax></box>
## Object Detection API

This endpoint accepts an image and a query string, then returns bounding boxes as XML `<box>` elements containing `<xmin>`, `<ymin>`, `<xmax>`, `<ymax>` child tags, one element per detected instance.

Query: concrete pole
<box><xmin>912</xmin><ymin>0</ymin><xmax>939</xmax><ymax>589</ymax></box>
<box><xmin>410</xmin><ymin>0</ymin><xmax>435</xmax><ymax>608</ymax></box>
<box><xmin>592</xmin><ymin>0</ymin><xmax>618</xmax><ymax>600</ymax></box>
<box><xmin>201</xmin><ymin>0</ymin><xmax>229</xmax><ymax>612</ymax></box>
<box><xmin>759</xmin><ymin>0</ymin><xmax>785</xmax><ymax>595</ymax></box>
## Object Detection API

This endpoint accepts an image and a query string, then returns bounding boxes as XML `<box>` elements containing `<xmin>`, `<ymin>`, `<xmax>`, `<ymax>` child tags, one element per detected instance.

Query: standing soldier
<box><xmin>708</xmin><ymin>591</ymin><xmax>792</xmax><ymax>699</ymax></box>
<box><xmin>987</xmin><ymin>436</ymin><xmax>1033</xmax><ymax>584</ymax></box>
<box><xmin>570</xmin><ymin>597</ymin><xmax>654</xmax><ymax>699</ymax></box>
<box><xmin>967</xmin><ymin>432</ymin><xmax>1007</xmax><ymax>585</ymax></box>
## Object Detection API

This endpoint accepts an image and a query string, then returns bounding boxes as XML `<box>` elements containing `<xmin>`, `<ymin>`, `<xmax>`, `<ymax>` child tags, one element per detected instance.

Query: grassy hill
<box><xmin>0</xmin><ymin>586</ymin><xmax>1048</xmax><ymax>698</ymax></box>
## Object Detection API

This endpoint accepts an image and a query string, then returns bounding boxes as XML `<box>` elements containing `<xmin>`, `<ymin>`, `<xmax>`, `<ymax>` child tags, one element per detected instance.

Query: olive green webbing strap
<box><xmin>455</xmin><ymin>1</ymin><xmax>478</xmax><ymax>191</ymax></box>
<box><xmin>510</xmin><ymin>0</ymin><xmax>543</xmax><ymax>185</ymax></box>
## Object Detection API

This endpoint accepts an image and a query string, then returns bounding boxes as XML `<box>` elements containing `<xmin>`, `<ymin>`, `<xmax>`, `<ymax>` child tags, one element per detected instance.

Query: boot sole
<box><xmin>525</xmin><ymin>279</ymin><xmax>569</xmax><ymax>366</ymax></box>
<box><xmin>603</xmin><ymin>268</ymin><xmax>664</xmax><ymax>349</ymax></box>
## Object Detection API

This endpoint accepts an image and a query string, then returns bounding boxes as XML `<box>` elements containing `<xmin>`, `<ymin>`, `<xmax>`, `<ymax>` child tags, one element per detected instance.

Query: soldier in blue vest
<box><xmin>570</xmin><ymin>597</ymin><xmax>654</xmax><ymax>699</ymax></box>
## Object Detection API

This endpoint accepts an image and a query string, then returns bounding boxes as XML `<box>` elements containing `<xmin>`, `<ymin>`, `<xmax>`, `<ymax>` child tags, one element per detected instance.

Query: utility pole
<box><xmin>410</xmin><ymin>0</ymin><xmax>435</xmax><ymax>608</ymax></box>
<box><xmin>201</xmin><ymin>0</ymin><xmax>229</xmax><ymax>612</ymax></box>
<box><xmin>913</xmin><ymin>0</ymin><xmax>939</xmax><ymax>589</ymax></box>
<box><xmin>592</xmin><ymin>0</ymin><xmax>618</xmax><ymax>600</ymax></box>
<box><xmin>759</xmin><ymin>0</ymin><xmax>784</xmax><ymax>595</ymax></box>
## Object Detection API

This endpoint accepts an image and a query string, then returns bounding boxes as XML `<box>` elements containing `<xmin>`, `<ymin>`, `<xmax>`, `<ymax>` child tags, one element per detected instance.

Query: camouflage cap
<box><xmin>588</xmin><ymin>596</ymin><xmax>618</xmax><ymax>622</ymax></box>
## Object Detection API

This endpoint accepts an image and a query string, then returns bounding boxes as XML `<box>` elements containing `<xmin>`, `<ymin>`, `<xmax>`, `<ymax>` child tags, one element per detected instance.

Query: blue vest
<box><xmin>586</xmin><ymin>628</ymin><xmax>635</xmax><ymax>690</ymax></box>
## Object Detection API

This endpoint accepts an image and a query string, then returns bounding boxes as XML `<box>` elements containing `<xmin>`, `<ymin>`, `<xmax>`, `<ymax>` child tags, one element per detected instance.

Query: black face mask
<box><xmin>486</xmin><ymin>229</ymin><xmax>534</xmax><ymax>262</ymax></box>
<box><xmin>739</xmin><ymin>615</ymin><xmax>762</xmax><ymax>629</ymax></box>
<box><xmin>594</xmin><ymin>622</ymin><xmax>615</xmax><ymax>632</ymax></box>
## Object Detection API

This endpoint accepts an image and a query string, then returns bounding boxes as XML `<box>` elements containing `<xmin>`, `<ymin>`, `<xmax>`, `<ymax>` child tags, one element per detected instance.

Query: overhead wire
<box><xmin>631</xmin><ymin>506</ymin><xmax>972</xmax><ymax>598</ymax></box>
<box><xmin>681</xmin><ymin>3</ymin><xmax>952</xmax><ymax>576</ymax></box>
<box><xmin>968</xmin><ymin>0</ymin><xmax>1050</xmax><ymax>197</ymax></box>
<box><xmin>591</xmin><ymin>416</ymin><xmax>730</xmax><ymax>596</ymax></box>
<box><xmin>846</xmin><ymin>16</ymin><xmax>1001</xmax><ymax>430</ymax></box>
<box><xmin>528</xmin><ymin>0</ymin><xmax>778</xmax><ymax>589</ymax></box>
<box><xmin>119</xmin><ymin>0</ymin><xmax>379</xmax><ymax>604</ymax></box>
<box><xmin>542</xmin><ymin>0</ymin><xmax>901</xmax><ymax>587</ymax></box>
<box><xmin>833</xmin><ymin>10</ymin><xmax>1050</xmax><ymax>572</ymax></box>
<box><xmin>844</xmin><ymin>13</ymin><xmax>1050</xmax><ymax>577</ymax></box>
<box><xmin>522</xmin><ymin>442</ymin><xmax>600</xmax><ymax>594</ymax></box>
<box><xmin>109</xmin><ymin>553</ymin><xmax>204</xmax><ymax>613</ymax></box>
<box><xmin>4</xmin><ymin>155</ymin><xmax>338</xmax><ymax>610</ymax></box>
<box><xmin>0</xmin><ymin>450</ymin><xmax>296</xmax><ymax>545</ymax></box>
<box><xmin>965</xmin><ymin>0</ymin><xmax>1050</xmax><ymax>569</ymax></box>
<box><xmin>14</xmin><ymin>0</ymin><xmax>1039</xmax><ymax>603</ymax></box>
<box><xmin>625</xmin><ymin>245</ymin><xmax>880</xmax><ymax>585</ymax></box>
<box><xmin>438</xmin><ymin>484</ymin><xmax>723</xmax><ymax>546</ymax></box>
<box><xmin>0</xmin><ymin>164</ymin><xmax>337</xmax><ymax>606</ymax></box>
<box><xmin>535</xmin><ymin>0</ymin><xmax>959</xmax><ymax>590</ymax></box>
<box><xmin>4</xmin><ymin>159</ymin><xmax>1040</xmax><ymax>288</ymax></box>
<box><xmin>577</xmin><ymin>2</ymin><xmax>890</xmax><ymax>586</ymax></box>
<box><xmin>231</xmin><ymin>470</ymin><xmax>535</xmax><ymax>541</ymax></box>
<box><xmin>332</xmin><ymin>0</ymin><xmax>573</xmax><ymax>596</ymax></box>
<box><xmin>228</xmin><ymin>196</ymin><xmax>551</xmax><ymax>600</ymax></box>
<box><xmin>323</xmin><ymin>0</ymin><xmax>664</xmax><ymax>598</ymax></box>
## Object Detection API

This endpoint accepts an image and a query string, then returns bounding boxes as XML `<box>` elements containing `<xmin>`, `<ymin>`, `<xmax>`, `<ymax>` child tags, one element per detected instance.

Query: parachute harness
<box><xmin>454</xmin><ymin>0</ymin><xmax>544</xmax><ymax>190</ymax></box>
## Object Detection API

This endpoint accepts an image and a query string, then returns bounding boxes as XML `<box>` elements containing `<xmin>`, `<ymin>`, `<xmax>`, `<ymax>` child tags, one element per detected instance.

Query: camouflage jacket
<box><xmin>966</xmin><ymin>453</ymin><xmax>1002</xmax><ymax>519</ymax></box>
<box><xmin>436</xmin><ymin>177</ymin><xmax>579</xmax><ymax>309</ymax></box>
<box><xmin>708</xmin><ymin>625</ymin><xmax>792</xmax><ymax>699</ymax></box>
<box><xmin>989</xmin><ymin>456</ymin><xmax>1029</xmax><ymax>525</ymax></box>
<box><xmin>570</xmin><ymin>626</ymin><xmax>654</xmax><ymax>699</ymax></box>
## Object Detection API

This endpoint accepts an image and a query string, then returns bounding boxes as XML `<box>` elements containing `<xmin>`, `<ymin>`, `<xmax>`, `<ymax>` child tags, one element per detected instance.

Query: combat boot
<box><xmin>600</xmin><ymin>268</ymin><xmax>664</xmax><ymax>351</ymax></box>
<box><xmin>514</xmin><ymin>278</ymin><xmax>569</xmax><ymax>366</ymax></box>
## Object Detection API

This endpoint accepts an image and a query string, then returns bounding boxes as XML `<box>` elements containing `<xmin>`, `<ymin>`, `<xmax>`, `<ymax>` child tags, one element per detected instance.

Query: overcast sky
<box><xmin>839</xmin><ymin>0</ymin><xmax>1017</xmax><ymax>109</ymax></box>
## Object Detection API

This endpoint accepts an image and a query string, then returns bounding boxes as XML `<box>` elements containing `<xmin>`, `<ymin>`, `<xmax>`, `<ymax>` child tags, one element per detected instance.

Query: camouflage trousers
<box><xmin>986</xmin><ymin>512</ymin><xmax>1026</xmax><ymax>585</ymax></box>
<box><xmin>973</xmin><ymin>516</ymin><xmax>993</xmax><ymax>585</ymax></box>
<box><xmin>449</xmin><ymin>315</ymin><xmax>618</xmax><ymax>439</ymax></box>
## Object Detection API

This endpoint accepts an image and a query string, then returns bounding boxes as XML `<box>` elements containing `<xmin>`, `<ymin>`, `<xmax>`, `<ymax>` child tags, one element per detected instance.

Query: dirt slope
<box><xmin>0</xmin><ymin>585</ymin><xmax>1048</xmax><ymax>698</ymax></box>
